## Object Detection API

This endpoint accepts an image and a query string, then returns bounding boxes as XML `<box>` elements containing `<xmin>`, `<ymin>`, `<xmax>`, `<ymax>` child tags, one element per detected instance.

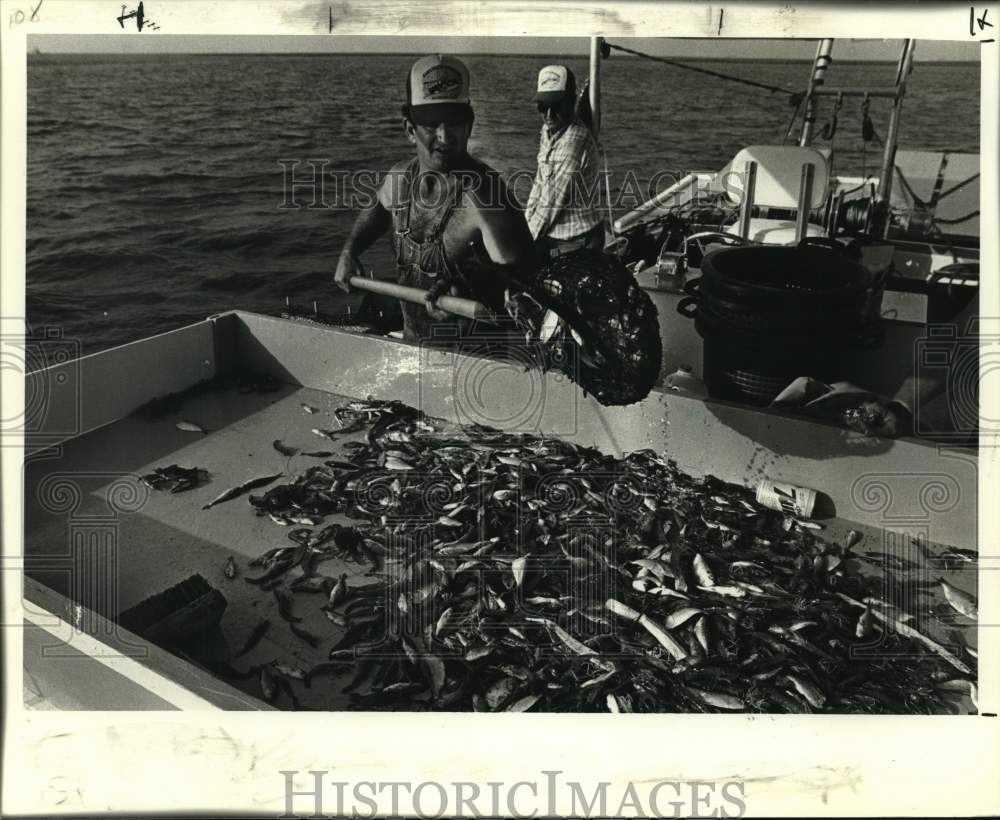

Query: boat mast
<box><xmin>589</xmin><ymin>36</ymin><xmax>603</xmax><ymax>138</ymax></box>
<box><xmin>874</xmin><ymin>38</ymin><xmax>916</xmax><ymax>236</ymax></box>
<box><xmin>799</xmin><ymin>39</ymin><xmax>835</xmax><ymax>146</ymax></box>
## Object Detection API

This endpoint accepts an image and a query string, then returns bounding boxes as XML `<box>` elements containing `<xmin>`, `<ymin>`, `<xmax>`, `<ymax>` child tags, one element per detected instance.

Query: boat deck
<box><xmin>23</xmin><ymin>364</ymin><xmax>978</xmax><ymax>711</ymax></box>
<box><xmin>24</xmin><ymin>378</ymin><xmax>391</xmax><ymax>710</ymax></box>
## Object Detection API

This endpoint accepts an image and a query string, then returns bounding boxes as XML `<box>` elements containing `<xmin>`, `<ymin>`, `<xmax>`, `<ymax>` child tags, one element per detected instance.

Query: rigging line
<box><xmin>604</xmin><ymin>42</ymin><xmax>803</xmax><ymax>101</ymax></box>
<box><xmin>936</xmin><ymin>173</ymin><xmax>981</xmax><ymax>202</ymax></box>
<box><xmin>782</xmin><ymin>94</ymin><xmax>805</xmax><ymax>145</ymax></box>
<box><xmin>870</xmin><ymin>120</ymin><xmax>976</xmax><ymax>222</ymax></box>
<box><xmin>602</xmin><ymin>148</ymin><xmax>614</xmax><ymax>228</ymax></box>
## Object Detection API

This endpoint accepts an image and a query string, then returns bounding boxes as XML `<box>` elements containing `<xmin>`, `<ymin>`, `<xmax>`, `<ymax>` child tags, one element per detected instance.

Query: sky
<box><xmin>29</xmin><ymin>34</ymin><xmax>980</xmax><ymax>61</ymax></box>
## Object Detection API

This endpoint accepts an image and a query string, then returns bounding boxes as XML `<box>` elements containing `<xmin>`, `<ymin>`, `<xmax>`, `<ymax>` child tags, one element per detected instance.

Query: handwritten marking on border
<box><xmin>970</xmin><ymin>6</ymin><xmax>995</xmax><ymax>43</ymax></box>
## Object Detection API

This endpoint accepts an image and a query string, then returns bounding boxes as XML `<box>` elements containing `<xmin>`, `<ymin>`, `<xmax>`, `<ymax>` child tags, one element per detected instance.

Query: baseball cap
<box><xmin>405</xmin><ymin>54</ymin><xmax>473</xmax><ymax>126</ymax></box>
<box><xmin>535</xmin><ymin>65</ymin><xmax>576</xmax><ymax>105</ymax></box>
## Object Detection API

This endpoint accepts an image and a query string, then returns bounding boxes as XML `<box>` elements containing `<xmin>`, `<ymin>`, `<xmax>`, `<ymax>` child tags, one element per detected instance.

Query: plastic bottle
<box><xmin>665</xmin><ymin>365</ymin><xmax>708</xmax><ymax>397</ymax></box>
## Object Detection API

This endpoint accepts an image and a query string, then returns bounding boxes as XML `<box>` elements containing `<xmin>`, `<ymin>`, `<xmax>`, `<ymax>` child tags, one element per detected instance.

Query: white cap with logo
<box><xmin>535</xmin><ymin>65</ymin><xmax>577</xmax><ymax>104</ymax></box>
<box><xmin>406</xmin><ymin>54</ymin><xmax>472</xmax><ymax>125</ymax></box>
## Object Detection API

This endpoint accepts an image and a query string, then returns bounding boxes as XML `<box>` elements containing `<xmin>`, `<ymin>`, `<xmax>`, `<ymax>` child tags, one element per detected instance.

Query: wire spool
<box><xmin>837</xmin><ymin>196</ymin><xmax>876</xmax><ymax>235</ymax></box>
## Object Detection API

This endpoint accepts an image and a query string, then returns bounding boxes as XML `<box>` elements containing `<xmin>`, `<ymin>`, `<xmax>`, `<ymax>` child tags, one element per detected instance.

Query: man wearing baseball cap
<box><xmin>526</xmin><ymin>65</ymin><xmax>605</xmax><ymax>259</ymax></box>
<box><xmin>335</xmin><ymin>55</ymin><xmax>535</xmax><ymax>344</ymax></box>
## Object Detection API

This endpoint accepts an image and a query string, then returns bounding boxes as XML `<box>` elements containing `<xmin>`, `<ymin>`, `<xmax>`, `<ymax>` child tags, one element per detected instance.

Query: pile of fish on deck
<box><xmin>173</xmin><ymin>398</ymin><xmax>978</xmax><ymax>713</ymax></box>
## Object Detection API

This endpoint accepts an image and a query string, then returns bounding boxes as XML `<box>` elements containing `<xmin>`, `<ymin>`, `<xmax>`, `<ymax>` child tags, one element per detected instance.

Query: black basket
<box><xmin>678</xmin><ymin>244</ymin><xmax>873</xmax><ymax>405</ymax></box>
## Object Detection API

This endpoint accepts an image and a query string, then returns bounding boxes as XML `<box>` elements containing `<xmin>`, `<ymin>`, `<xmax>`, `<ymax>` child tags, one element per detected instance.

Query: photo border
<box><xmin>2</xmin><ymin>2</ymin><xmax>998</xmax><ymax>817</ymax></box>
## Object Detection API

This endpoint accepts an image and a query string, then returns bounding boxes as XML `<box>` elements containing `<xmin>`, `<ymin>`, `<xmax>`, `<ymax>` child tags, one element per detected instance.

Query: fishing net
<box><xmin>505</xmin><ymin>249</ymin><xmax>662</xmax><ymax>406</ymax></box>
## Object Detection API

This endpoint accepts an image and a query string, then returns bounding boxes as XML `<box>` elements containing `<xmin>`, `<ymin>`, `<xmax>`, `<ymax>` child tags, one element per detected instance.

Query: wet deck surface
<box><xmin>24</xmin><ymin>377</ymin><xmax>978</xmax><ymax>712</ymax></box>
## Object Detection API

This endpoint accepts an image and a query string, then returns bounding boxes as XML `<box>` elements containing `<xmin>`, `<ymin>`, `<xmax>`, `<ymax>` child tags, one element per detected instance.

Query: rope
<box><xmin>604</xmin><ymin>41</ymin><xmax>804</xmax><ymax>103</ymax></box>
<box><xmin>933</xmin><ymin>210</ymin><xmax>980</xmax><ymax>225</ymax></box>
<box><xmin>602</xmin><ymin>148</ymin><xmax>614</xmax><ymax>227</ymax></box>
<box><xmin>781</xmin><ymin>94</ymin><xmax>805</xmax><ymax>145</ymax></box>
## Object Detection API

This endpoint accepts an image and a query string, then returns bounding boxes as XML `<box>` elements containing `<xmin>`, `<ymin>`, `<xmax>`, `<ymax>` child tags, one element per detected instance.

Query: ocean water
<box><xmin>26</xmin><ymin>53</ymin><xmax>980</xmax><ymax>354</ymax></box>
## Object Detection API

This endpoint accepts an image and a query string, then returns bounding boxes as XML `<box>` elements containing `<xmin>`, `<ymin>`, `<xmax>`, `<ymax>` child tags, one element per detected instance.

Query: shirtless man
<box><xmin>335</xmin><ymin>54</ymin><xmax>536</xmax><ymax>343</ymax></box>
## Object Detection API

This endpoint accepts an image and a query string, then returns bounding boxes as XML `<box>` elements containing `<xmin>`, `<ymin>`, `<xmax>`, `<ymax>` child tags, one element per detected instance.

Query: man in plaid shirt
<box><xmin>526</xmin><ymin>65</ymin><xmax>605</xmax><ymax>259</ymax></box>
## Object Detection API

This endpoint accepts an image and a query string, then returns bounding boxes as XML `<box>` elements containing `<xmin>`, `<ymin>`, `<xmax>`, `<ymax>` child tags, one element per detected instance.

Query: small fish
<box><xmin>664</xmin><ymin>607</ymin><xmax>703</xmax><ymax>629</ymax></box>
<box><xmin>328</xmin><ymin>574</ymin><xmax>348</xmax><ymax>607</ymax></box>
<box><xmin>379</xmin><ymin>680</ymin><xmax>426</xmax><ymax>696</ymax></box>
<box><xmin>283</xmin><ymin>513</ymin><xmax>322</xmax><ymax>526</ymax></box>
<box><xmin>939</xmin><ymin>578</ymin><xmax>978</xmax><ymax>619</ymax></box>
<box><xmin>435</xmin><ymin>606</ymin><xmax>456</xmax><ymax>636</ymax></box>
<box><xmin>234</xmin><ymin>619</ymin><xmax>271</xmax><ymax>658</ymax></box>
<box><xmin>273</xmin><ymin>440</ymin><xmax>298</xmax><ymax>457</ymax></box>
<box><xmin>244</xmin><ymin>559</ymin><xmax>295</xmax><ymax>585</ymax></box>
<box><xmin>525</xmin><ymin>596</ymin><xmax>562</xmax><ymax>608</ymax></box>
<box><xmin>176</xmin><ymin>421</ymin><xmax>207</xmax><ymax>433</ymax></box>
<box><xmin>322</xmin><ymin>606</ymin><xmax>348</xmax><ymax>627</ymax></box>
<box><xmin>289</xmin><ymin>622</ymin><xmax>320</xmax><ymax>648</ymax></box>
<box><xmin>224</xmin><ymin>556</ymin><xmax>238</xmax><ymax>580</ymax></box>
<box><xmin>303</xmin><ymin>660</ymin><xmax>351</xmax><ymax>687</ymax></box>
<box><xmin>259</xmin><ymin>663</ymin><xmax>278</xmax><ymax>702</ymax></box>
<box><xmin>203</xmin><ymin>472</ymin><xmax>283</xmax><ymax>509</ymax></box>
<box><xmin>290</xmin><ymin>575</ymin><xmax>333</xmax><ymax>594</ymax></box>
<box><xmin>512</xmin><ymin>556</ymin><xmax>528</xmax><ymax>586</ymax></box>
<box><xmin>274</xmin><ymin>662</ymin><xmax>308</xmax><ymax>681</ymax></box>
<box><xmin>693</xmin><ymin>616</ymin><xmax>712</xmax><ymax>655</ymax></box>
<box><xmin>507</xmin><ymin>693</ymin><xmax>541</xmax><ymax>712</ymax></box>
<box><xmin>785</xmin><ymin>675</ymin><xmax>826</xmax><ymax>709</ymax></box>
<box><xmin>940</xmin><ymin>547</ymin><xmax>977</xmax><ymax>563</ymax></box>
<box><xmin>273</xmin><ymin>588</ymin><xmax>302</xmax><ymax>623</ymax></box>
<box><xmin>465</xmin><ymin>646</ymin><xmax>492</xmax><ymax>662</ymax></box>
<box><xmin>302</xmin><ymin>450</ymin><xmax>334</xmax><ymax>458</ymax></box>
<box><xmin>692</xmin><ymin>553</ymin><xmax>715</xmax><ymax>587</ymax></box>
<box><xmin>301</xmin><ymin>403</ymin><xmax>318</xmax><ymax>414</ymax></box>
<box><xmin>630</xmin><ymin>559</ymin><xmax>672</xmax><ymax>581</ymax></box>
<box><xmin>650</xmin><ymin>586</ymin><xmax>691</xmax><ymax>600</ymax></box>
<box><xmin>855</xmin><ymin>605</ymin><xmax>875</xmax><ymax>639</ymax></box>
<box><xmin>385</xmin><ymin>456</ymin><xmax>414</xmax><ymax>471</ymax></box>
<box><xmin>689</xmin><ymin>687</ymin><xmax>743</xmax><ymax>711</ymax></box>
<box><xmin>861</xmin><ymin>597</ymin><xmax>915</xmax><ymax>623</ymax></box>
<box><xmin>845</xmin><ymin>530</ymin><xmax>863</xmax><ymax>551</ymax></box>
<box><xmin>699</xmin><ymin>585</ymin><xmax>746</xmax><ymax>598</ymax></box>
<box><xmin>794</xmin><ymin>519</ymin><xmax>824</xmax><ymax>531</ymax></box>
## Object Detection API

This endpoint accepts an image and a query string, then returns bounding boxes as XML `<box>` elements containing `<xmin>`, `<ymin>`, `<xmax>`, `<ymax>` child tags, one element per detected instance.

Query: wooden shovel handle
<box><xmin>347</xmin><ymin>276</ymin><xmax>491</xmax><ymax>321</ymax></box>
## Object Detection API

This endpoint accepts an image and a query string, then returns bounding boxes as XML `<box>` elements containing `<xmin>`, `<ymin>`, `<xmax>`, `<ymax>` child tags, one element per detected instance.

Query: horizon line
<box><xmin>26</xmin><ymin>52</ymin><xmax>977</xmax><ymax>65</ymax></box>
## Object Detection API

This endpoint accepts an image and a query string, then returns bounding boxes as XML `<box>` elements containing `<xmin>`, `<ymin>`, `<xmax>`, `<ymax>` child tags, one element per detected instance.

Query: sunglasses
<box><xmin>537</xmin><ymin>102</ymin><xmax>562</xmax><ymax>114</ymax></box>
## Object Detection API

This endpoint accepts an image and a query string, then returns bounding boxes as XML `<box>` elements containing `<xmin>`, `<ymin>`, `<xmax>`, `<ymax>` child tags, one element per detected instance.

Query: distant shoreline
<box><xmin>26</xmin><ymin>53</ymin><xmax>978</xmax><ymax>66</ymax></box>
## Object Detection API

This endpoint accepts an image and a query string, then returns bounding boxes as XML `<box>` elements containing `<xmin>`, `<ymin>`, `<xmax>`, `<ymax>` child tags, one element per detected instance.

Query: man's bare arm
<box><xmin>476</xmin><ymin>180</ymin><xmax>540</xmax><ymax>285</ymax></box>
<box><xmin>334</xmin><ymin>177</ymin><xmax>394</xmax><ymax>292</ymax></box>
